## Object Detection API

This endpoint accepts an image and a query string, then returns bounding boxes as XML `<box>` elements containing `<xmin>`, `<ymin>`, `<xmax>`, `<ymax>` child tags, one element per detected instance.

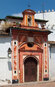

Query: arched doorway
<box><xmin>24</xmin><ymin>57</ymin><xmax>38</xmax><ymax>82</ymax></box>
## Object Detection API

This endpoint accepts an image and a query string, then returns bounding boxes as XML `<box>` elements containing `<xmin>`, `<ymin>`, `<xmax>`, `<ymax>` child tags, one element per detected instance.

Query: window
<box><xmin>13</xmin><ymin>40</ymin><xmax>17</xmax><ymax>46</ymax></box>
<box><xmin>28</xmin><ymin>16</ymin><xmax>32</xmax><ymax>26</ymax></box>
<box><xmin>14</xmin><ymin>71</ymin><xmax>16</xmax><ymax>74</ymax></box>
<box><xmin>44</xmin><ymin>43</ymin><xmax>47</xmax><ymax>47</ymax></box>
<box><xmin>27</xmin><ymin>43</ymin><xmax>34</xmax><ymax>47</ymax></box>
<box><xmin>45</xmin><ymin>70</ymin><xmax>47</xmax><ymax>72</ymax></box>
<box><xmin>45</xmin><ymin>43</ymin><xmax>47</xmax><ymax>46</ymax></box>
<box><xmin>14</xmin><ymin>41</ymin><xmax>16</xmax><ymax>45</ymax></box>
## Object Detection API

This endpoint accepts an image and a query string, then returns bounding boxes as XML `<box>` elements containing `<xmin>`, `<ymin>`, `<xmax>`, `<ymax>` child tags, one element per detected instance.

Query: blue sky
<box><xmin>0</xmin><ymin>0</ymin><xmax>55</xmax><ymax>18</ymax></box>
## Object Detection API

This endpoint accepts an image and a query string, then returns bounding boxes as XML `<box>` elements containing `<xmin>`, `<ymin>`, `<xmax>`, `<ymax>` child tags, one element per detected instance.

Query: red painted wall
<box><xmin>11</xmin><ymin>29</ymin><xmax>49</xmax><ymax>83</ymax></box>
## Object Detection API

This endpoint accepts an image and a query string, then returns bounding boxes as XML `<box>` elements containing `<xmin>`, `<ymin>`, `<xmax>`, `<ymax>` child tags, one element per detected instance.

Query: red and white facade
<box><xmin>11</xmin><ymin>9</ymin><xmax>51</xmax><ymax>83</ymax></box>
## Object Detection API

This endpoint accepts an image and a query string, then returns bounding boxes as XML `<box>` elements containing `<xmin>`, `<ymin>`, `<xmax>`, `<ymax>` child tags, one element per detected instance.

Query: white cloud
<box><xmin>12</xmin><ymin>13</ymin><xmax>23</xmax><ymax>17</ymax></box>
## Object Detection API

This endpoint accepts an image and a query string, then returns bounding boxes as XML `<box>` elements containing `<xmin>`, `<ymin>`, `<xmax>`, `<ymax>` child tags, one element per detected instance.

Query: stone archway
<box><xmin>24</xmin><ymin>57</ymin><xmax>38</xmax><ymax>82</ymax></box>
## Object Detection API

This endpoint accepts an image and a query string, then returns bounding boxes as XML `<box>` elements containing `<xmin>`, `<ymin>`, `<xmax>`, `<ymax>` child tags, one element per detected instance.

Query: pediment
<box><xmin>19</xmin><ymin>43</ymin><xmax>43</xmax><ymax>52</ymax></box>
<box><xmin>22</xmin><ymin>9</ymin><xmax>36</xmax><ymax>15</ymax></box>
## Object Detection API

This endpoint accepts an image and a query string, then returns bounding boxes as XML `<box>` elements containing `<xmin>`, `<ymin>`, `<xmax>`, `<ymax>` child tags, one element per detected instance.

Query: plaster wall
<box><xmin>35</xmin><ymin>11</ymin><xmax>55</xmax><ymax>29</ymax></box>
<box><xmin>35</xmin><ymin>12</ymin><xmax>55</xmax><ymax>41</ymax></box>
<box><xmin>0</xmin><ymin>37</ymin><xmax>11</xmax><ymax>58</ymax></box>
<box><xmin>0</xmin><ymin>58</ymin><xmax>12</xmax><ymax>82</ymax></box>
<box><xmin>49</xmin><ymin>46</ymin><xmax>55</xmax><ymax>80</ymax></box>
<box><xmin>0</xmin><ymin>37</ymin><xmax>12</xmax><ymax>82</ymax></box>
<box><xmin>48</xmin><ymin>29</ymin><xmax>55</xmax><ymax>41</ymax></box>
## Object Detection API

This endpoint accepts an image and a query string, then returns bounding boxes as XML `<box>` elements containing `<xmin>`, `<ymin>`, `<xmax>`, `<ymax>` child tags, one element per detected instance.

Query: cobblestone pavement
<box><xmin>0</xmin><ymin>81</ymin><xmax>55</xmax><ymax>87</ymax></box>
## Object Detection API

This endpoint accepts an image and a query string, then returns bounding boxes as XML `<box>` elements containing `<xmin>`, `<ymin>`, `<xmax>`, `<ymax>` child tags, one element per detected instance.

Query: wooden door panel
<box><xmin>24</xmin><ymin>57</ymin><xmax>37</xmax><ymax>82</ymax></box>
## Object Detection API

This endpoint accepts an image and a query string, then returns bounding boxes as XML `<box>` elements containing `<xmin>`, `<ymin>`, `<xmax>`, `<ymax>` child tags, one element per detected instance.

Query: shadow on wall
<box><xmin>8</xmin><ymin>61</ymin><xmax>12</xmax><ymax>71</ymax></box>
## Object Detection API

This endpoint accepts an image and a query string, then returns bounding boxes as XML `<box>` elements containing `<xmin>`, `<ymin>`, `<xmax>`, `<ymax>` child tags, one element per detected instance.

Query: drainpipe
<box><xmin>50</xmin><ymin>44</ymin><xmax>52</xmax><ymax>59</ymax></box>
<box><xmin>10</xmin><ymin>28</ymin><xmax>12</xmax><ymax>37</ymax></box>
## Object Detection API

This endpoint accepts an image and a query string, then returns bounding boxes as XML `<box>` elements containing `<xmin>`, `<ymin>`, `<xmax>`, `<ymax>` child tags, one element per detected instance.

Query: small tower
<box><xmin>21</xmin><ymin>9</ymin><xmax>38</xmax><ymax>28</ymax></box>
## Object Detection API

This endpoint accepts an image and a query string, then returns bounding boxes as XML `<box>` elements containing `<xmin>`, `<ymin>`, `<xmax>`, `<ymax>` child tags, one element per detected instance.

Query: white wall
<box><xmin>0</xmin><ymin>58</ymin><xmax>12</xmax><ymax>82</ymax></box>
<box><xmin>35</xmin><ymin>11</ymin><xmax>55</xmax><ymax>29</ymax></box>
<box><xmin>49</xmin><ymin>46</ymin><xmax>55</xmax><ymax>80</ymax></box>
<box><xmin>0</xmin><ymin>37</ymin><xmax>12</xmax><ymax>82</ymax></box>
<box><xmin>35</xmin><ymin>11</ymin><xmax>55</xmax><ymax>41</ymax></box>
<box><xmin>48</xmin><ymin>29</ymin><xmax>55</xmax><ymax>41</ymax></box>
<box><xmin>0</xmin><ymin>37</ymin><xmax>11</xmax><ymax>57</ymax></box>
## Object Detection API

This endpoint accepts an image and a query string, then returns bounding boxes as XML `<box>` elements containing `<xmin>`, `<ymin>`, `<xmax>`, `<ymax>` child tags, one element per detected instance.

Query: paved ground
<box><xmin>0</xmin><ymin>81</ymin><xmax>55</xmax><ymax>87</ymax></box>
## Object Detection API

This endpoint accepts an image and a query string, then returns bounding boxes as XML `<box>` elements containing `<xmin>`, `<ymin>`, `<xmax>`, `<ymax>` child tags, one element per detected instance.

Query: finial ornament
<box><xmin>27</xmin><ymin>0</ymin><xmax>31</xmax><ymax>9</ymax></box>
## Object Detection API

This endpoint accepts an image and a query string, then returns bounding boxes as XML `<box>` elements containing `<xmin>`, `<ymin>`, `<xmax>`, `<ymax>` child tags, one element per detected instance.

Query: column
<box><xmin>43</xmin><ymin>42</ymin><xmax>49</xmax><ymax>80</ymax></box>
<box><xmin>12</xmin><ymin>39</ymin><xmax>19</xmax><ymax>83</ymax></box>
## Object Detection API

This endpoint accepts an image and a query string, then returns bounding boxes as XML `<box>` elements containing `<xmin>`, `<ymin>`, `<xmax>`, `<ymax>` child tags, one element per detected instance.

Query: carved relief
<box><xmin>18</xmin><ymin>35</ymin><xmax>26</xmax><ymax>46</ymax></box>
<box><xmin>12</xmin><ymin>40</ymin><xmax>18</xmax><ymax>80</ymax></box>
<box><xmin>19</xmin><ymin>43</ymin><xmax>43</xmax><ymax>52</ymax></box>
<box><xmin>35</xmin><ymin>36</ymin><xmax>42</xmax><ymax>44</ymax></box>
<box><xmin>35</xmin><ymin>36</ymin><xmax>43</xmax><ymax>48</ymax></box>
<box><xmin>43</xmin><ymin>36</ymin><xmax>47</xmax><ymax>42</ymax></box>
<box><xmin>43</xmin><ymin>42</ymin><xmax>49</xmax><ymax>79</ymax></box>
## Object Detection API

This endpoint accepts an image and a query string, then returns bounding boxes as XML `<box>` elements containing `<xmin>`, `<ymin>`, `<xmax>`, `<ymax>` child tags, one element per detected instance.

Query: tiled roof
<box><xmin>0</xmin><ymin>30</ymin><xmax>9</xmax><ymax>36</ymax></box>
<box><xmin>5</xmin><ymin>16</ymin><xmax>48</xmax><ymax>22</ymax></box>
<box><xmin>48</xmin><ymin>41</ymin><xmax>55</xmax><ymax>44</ymax></box>
<box><xmin>11</xmin><ymin>27</ymin><xmax>51</xmax><ymax>34</ymax></box>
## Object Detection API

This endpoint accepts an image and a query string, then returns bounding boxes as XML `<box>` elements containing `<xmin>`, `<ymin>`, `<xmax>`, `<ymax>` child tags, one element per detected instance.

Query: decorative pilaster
<box><xmin>43</xmin><ymin>42</ymin><xmax>49</xmax><ymax>80</ymax></box>
<box><xmin>12</xmin><ymin>40</ymin><xmax>19</xmax><ymax>83</ymax></box>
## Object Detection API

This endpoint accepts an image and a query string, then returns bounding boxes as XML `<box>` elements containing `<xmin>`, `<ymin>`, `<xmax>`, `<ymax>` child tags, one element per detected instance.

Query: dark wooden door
<box><xmin>24</xmin><ymin>57</ymin><xmax>37</xmax><ymax>82</ymax></box>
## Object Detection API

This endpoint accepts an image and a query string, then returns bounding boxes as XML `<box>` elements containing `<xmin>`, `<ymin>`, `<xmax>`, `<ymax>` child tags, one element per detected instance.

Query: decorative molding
<box><xmin>37</xmin><ymin>9</ymin><xmax>55</xmax><ymax>13</ymax></box>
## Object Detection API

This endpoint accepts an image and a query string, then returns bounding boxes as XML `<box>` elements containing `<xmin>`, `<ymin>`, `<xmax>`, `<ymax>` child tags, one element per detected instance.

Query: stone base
<box><xmin>12</xmin><ymin>79</ymin><xmax>18</xmax><ymax>84</ymax></box>
<box><xmin>43</xmin><ymin>78</ymin><xmax>49</xmax><ymax>81</ymax></box>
